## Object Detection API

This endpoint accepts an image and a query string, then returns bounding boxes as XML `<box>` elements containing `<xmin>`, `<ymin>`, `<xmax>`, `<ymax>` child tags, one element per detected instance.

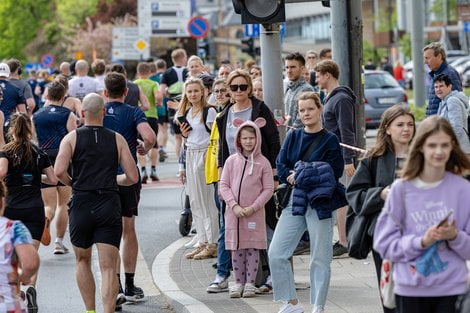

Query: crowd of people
<box><xmin>0</xmin><ymin>40</ymin><xmax>468</xmax><ymax>313</ymax></box>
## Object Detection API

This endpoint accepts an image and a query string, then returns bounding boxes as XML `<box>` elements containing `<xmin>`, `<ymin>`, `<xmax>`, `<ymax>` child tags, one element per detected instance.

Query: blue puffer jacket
<box><xmin>293</xmin><ymin>161</ymin><xmax>348</xmax><ymax>219</ymax></box>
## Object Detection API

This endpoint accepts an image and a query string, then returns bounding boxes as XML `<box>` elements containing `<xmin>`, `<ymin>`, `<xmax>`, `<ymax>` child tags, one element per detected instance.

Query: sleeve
<box><xmin>321</xmin><ymin>134</ymin><xmax>344</xmax><ymax>180</ymax></box>
<box><xmin>0</xmin><ymin>151</ymin><xmax>6</xmax><ymax>159</ymax></box>
<box><xmin>335</xmin><ymin>97</ymin><xmax>356</xmax><ymax>164</ymax></box>
<box><xmin>206</xmin><ymin>107</ymin><xmax>217</xmax><ymax>128</ymax></box>
<box><xmin>346</xmin><ymin>158</ymin><xmax>385</xmax><ymax>216</ymax></box>
<box><xmin>219</xmin><ymin>159</ymin><xmax>238</xmax><ymax>210</ymax></box>
<box><xmin>133</xmin><ymin>107</ymin><xmax>148</xmax><ymax>125</ymax></box>
<box><xmin>12</xmin><ymin>220</ymin><xmax>33</xmax><ymax>246</ymax></box>
<box><xmin>448</xmin><ymin>224</ymin><xmax>470</xmax><ymax>260</ymax></box>
<box><xmin>276</xmin><ymin>130</ymin><xmax>294</xmax><ymax>184</ymax></box>
<box><xmin>249</xmin><ymin>160</ymin><xmax>275</xmax><ymax>211</ymax></box>
<box><xmin>17</xmin><ymin>88</ymin><xmax>26</xmax><ymax>105</ymax></box>
<box><xmin>446</xmin><ymin>98</ymin><xmax>467</xmax><ymax>141</ymax></box>
<box><xmin>449</xmin><ymin>68</ymin><xmax>463</xmax><ymax>91</ymax></box>
<box><xmin>259</xmin><ymin>104</ymin><xmax>281</xmax><ymax>168</ymax></box>
<box><xmin>23</xmin><ymin>84</ymin><xmax>33</xmax><ymax>99</ymax></box>
<box><xmin>373</xmin><ymin>181</ymin><xmax>426</xmax><ymax>262</ymax></box>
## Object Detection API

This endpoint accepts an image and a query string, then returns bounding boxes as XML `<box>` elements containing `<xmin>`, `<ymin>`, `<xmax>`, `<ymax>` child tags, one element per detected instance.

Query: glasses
<box><xmin>214</xmin><ymin>88</ymin><xmax>227</xmax><ymax>94</ymax></box>
<box><xmin>229</xmin><ymin>84</ymin><xmax>249</xmax><ymax>92</ymax></box>
<box><xmin>307</xmin><ymin>56</ymin><xmax>317</xmax><ymax>59</ymax></box>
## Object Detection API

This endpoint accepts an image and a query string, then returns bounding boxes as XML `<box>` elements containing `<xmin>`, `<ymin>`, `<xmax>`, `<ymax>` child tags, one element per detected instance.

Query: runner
<box><xmin>134</xmin><ymin>62</ymin><xmax>162</xmax><ymax>183</ymax></box>
<box><xmin>102</xmin><ymin>72</ymin><xmax>156</xmax><ymax>308</ymax></box>
<box><xmin>54</xmin><ymin>93</ymin><xmax>138</xmax><ymax>313</ymax></box>
<box><xmin>6</xmin><ymin>59</ymin><xmax>36</xmax><ymax>115</ymax></box>
<box><xmin>33</xmin><ymin>80</ymin><xmax>77</xmax><ymax>255</ymax></box>
<box><xmin>151</xmin><ymin>59</ymin><xmax>170</xmax><ymax>162</ymax></box>
<box><xmin>68</xmin><ymin>60</ymin><xmax>103</xmax><ymax>101</ymax></box>
<box><xmin>0</xmin><ymin>112</ymin><xmax>58</xmax><ymax>313</ymax></box>
<box><xmin>0</xmin><ymin>63</ymin><xmax>27</xmax><ymax>128</ymax></box>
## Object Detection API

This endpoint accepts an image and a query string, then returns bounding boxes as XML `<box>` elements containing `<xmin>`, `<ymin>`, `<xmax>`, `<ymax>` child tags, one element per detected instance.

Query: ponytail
<box><xmin>3</xmin><ymin>113</ymin><xmax>34</xmax><ymax>166</ymax></box>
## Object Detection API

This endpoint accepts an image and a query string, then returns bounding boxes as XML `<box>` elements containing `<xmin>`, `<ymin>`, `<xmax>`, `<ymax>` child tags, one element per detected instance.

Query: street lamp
<box><xmin>232</xmin><ymin>0</ymin><xmax>285</xmax><ymax>24</ymax></box>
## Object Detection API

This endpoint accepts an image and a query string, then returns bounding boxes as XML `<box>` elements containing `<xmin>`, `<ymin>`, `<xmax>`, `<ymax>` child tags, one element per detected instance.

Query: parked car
<box><xmin>364</xmin><ymin>70</ymin><xmax>408</xmax><ymax>128</ymax></box>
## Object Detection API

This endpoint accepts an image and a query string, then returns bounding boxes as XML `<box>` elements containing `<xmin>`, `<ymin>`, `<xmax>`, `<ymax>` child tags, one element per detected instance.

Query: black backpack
<box><xmin>183</xmin><ymin>106</ymin><xmax>217</xmax><ymax>133</ymax></box>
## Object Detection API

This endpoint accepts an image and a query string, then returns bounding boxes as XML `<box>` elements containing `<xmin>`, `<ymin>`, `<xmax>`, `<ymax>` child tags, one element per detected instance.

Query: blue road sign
<box><xmin>187</xmin><ymin>16</ymin><xmax>210</xmax><ymax>39</ymax></box>
<box><xmin>465</xmin><ymin>21</ymin><xmax>470</xmax><ymax>33</ymax></box>
<box><xmin>244</xmin><ymin>24</ymin><xmax>260</xmax><ymax>38</ymax></box>
<box><xmin>40</xmin><ymin>54</ymin><xmax>55</xmax><ymax>68</ymax></box>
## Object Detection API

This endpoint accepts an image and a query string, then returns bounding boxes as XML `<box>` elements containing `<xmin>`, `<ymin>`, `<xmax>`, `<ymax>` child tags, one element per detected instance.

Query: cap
<box><xmin>0</xmin><ymin>63</ymin><xmax>10</xmax><ymax>78</ymax></box>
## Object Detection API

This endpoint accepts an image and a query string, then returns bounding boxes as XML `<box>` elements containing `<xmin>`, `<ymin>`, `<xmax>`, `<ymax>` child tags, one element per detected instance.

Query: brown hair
<box><xmin>171</xmin><ymin>48</ymin><xmax>187</xmax><ymax>62</ymax></box>
<box><xmin>137</xmin><ymin>62</ymin><xmax>151</xmax><ymax>75</ymax></box>
<box><xmin>91</xmin><ymin>59</ymin><xmax>106</xmax><ymax>75</ymax></box>
<box><xmin>401</xmin><ymin>116</ymin><xmax>470</xmax><ymax>180</ymax></box>
<box><xmin>297</xmin><ymin>91</ymin><xmax>322</xmax><ymax>109</ymax></box>
<box><xmin>226</xmin><ymin>69</ymin><xmax>253</xmax><ymax>97</ymax></box>
<box><xmin>177</xmin><ymin>78</ymin><xmax>207</xmax><ymax>123</ymax></box>
<box><xmin>55</xmin><ymin>74</ymin><xmax>69</xmax><ymax>90</ymax></box>
<box><xmin>47</xmin><ymin>81</ymin><xmax>66</xmax><ymax>101</ymax></box>
<box><xmin>237</xmin><ymin>125</ymin><xmax>257</xmax><ymax>149</ymax></box>
<box><xmin>244</xmin><ymin>59</ymin><xmax>256</xmax><ymax>70</ymax></box>
<box><xmin>423</xmin><ymin>42</ymin><xmax>446</xmax><ymax>62</ymax></box>
<box><xmin>3</xmin><ymin>113</ymin><xmax>34</xmax><ymax>166</ymax></box>
<box><xmin>313</xmin><ymin>60</ymin><xmax>340</xmax><ymax>80</ymax></box>
<box><xmin>105</xmin><ymin>72</ymin><xmax>127</xmax><ymax>98</ymax></box>
<box><xmin>368</xmin><ymin>105</ymin><xmax>415</xmax><ymax>158</ymax></box>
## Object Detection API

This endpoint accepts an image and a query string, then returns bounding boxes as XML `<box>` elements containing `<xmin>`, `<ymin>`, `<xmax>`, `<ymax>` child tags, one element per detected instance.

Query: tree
<box><xmin>430</xmin><ymin>0</ymin><xmax>457</xmax><ymax>23</ymax></box>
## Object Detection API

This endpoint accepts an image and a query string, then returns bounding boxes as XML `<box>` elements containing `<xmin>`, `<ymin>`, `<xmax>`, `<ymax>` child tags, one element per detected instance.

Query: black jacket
<box><xmin>216</xmin><ymin>97</ymin><xmax>280</xmax><ymax>169</ymax></box>
<box><xmin>322</xmin><ymin>86</ymin><xmax>357</xmax><ymax>164</ymax></box>
<box><xmin>346</xmin><ymin>148</ymin><xmax>397</xmax><ymax>235</ymax></box>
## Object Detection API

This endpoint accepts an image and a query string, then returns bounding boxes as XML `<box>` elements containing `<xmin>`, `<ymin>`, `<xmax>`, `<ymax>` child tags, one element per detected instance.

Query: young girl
<box><xmin>374</xmin><ymin>116</ymin><xmax>470</xmax><ymax>313</ymax></box>
<box><xmin>219</xmin><ymin>118</ymin><xmax>274</xmax><ymax>298</ymax></box>
<box><xmin>178</xmin><ymin>78</ymin><xmax>219</xmax><ymax>260</ymax></box>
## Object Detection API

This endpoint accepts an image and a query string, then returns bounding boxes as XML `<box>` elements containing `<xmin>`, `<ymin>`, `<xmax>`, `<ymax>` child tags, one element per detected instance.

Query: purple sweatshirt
<box><xmin>373</xmin><ymin>172</ymin><xmax>470</xmax><ymax>297</ymax></box>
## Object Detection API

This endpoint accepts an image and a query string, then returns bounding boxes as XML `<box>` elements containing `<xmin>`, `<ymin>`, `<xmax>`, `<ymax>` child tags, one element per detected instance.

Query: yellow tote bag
<box><xmin>205</xmin><ymin>118</ymin><xmax>220</xmax><ymax>184</ymax></box>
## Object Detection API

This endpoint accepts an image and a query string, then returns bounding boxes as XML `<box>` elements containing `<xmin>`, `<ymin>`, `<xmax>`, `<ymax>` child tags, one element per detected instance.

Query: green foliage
<box><xmin>409</xmin><ymin>102</ymin><xmax>426</xmax><ymax>122</ymax></box>
<box><xmin>399</xmin><ymin>34</ymin><xmax>412</xmax><ymax>60</ymax></box>
<box><xmin>430</xmin><ymin>0</ymin><xmax>457</xmax><ymax>22</ymax></box>
<box><xmin>376</xmin><ymin>6</ymin><xmax>397</xmax><ymax>32</ymax></box>
<box><xmin>363</xmin><ymin>40</ymin><xmax>387</xmax><ymax>65</ymax></box>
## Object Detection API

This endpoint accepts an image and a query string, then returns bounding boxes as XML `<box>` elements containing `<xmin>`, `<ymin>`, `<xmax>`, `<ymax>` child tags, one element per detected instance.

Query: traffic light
<box><xmin>241</xmin><ymin>38</ymin><xmax>260</xmax><ymax>58</ymax></box>
<box><xmin>321</xmin><ymin>1</ymin><xmax>330</xmax><ymax>7</ymax></box>
<box><xmin>232</xmin><ymin>0</ymin><xmax>285</xmax><ymax>24</ymax></box>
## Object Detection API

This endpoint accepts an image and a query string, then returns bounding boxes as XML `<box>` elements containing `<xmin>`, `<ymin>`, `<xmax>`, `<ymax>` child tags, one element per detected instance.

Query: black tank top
<box><xmin>72</xmin><ymin>126</ymin><xmax>119</xmax><ymax>192</ymax></box>
<box><xmin>125</xmin><ymin>81</ymin><xmax>140</xmax><ymax>107</ymax></box>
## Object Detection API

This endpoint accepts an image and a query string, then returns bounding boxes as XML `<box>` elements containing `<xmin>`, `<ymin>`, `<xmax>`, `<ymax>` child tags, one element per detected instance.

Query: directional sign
<box><xmin>465</xmin><ymin>21</ymin><xmax>470</xmax><ymax>33</ymax></box>
<box><xmin>112</xmin><ymin>27</ymin><xmax>150</xmax><ymax>61</ymax></box>
<box><xmin>138</xmin><ymin>0</ymin><xmax>191</xmax><ymax>37</ymax></box>
<box><xmin>187</xmin><ymin>16</ymin><xmax>210</xmax><ymax>39</ymax></box>
<box><xmin>40</xmin><ymin>54</ymin><xmax>55</xmax><ymax>68</ymax></box>
<box><xmin>244</xmin><ymin>24</ymin><xmax>260</xmax><ymax>38</ymax></box>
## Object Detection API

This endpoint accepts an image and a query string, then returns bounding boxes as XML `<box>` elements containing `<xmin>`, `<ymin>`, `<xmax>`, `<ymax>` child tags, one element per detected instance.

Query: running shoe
<box><xmin>125</xmin><ymin>285</ymin><xmax>145</xmax><ymax>302</ymax></box>
<box><xmin>141</xmin><ymin>174</ymin><xmax>148</xmax><ymax>184</ymax></box>
<box><xmin>333</xmin><ymin>241</ymin><xmax>348</xmax><ymax>257</ymax></box>
<box><xmin>150</xmin><ymin>169</ymin><xmax>160</xmax><ymax>181</ymax></box>
<box><xmin>159</xmin><ymin>150</ymin><xmax>167</xmax><ymax>162</ymax></box>
<box><xmin>53</xmin><ymin>241</ymin><xmax>69</xmax><ymax>254</ymax></box>
<box><xmin>25</xmin><ymin>286</ymin><xmax>38</xmax><ymax>313</ymax></box>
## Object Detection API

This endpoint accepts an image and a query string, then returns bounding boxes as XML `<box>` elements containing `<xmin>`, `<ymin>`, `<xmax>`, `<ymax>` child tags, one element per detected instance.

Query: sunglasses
<box><xmin>230</xmin><ymin>84</ymin><xmax>249</xmax><ymax>92</ymax></box>
<box><xmin>214</xmin><ymin>88</ymin><xmax>227</xmax><ymax>94</ymax></box>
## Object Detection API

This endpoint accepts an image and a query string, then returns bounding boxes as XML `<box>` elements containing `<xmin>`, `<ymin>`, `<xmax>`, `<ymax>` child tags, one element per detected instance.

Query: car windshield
<box><xmin>365</xmin><ymin>73</ymin><xmax>400</xmax><ymax>89</ymax></box>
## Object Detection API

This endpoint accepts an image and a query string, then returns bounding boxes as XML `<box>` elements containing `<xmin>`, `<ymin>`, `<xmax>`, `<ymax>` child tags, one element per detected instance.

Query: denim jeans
<box><xmin>217</xmin><ymin>200</ymin><xmax>231</xmax><ymax>278</ymax></box>
<box><xmin>268</xmin><ymin>200</ymin><xmax>334</xmax><ymax>308</ymax></box>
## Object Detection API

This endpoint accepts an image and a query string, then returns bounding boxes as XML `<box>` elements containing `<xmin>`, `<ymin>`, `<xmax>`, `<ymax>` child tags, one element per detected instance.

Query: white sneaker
<box><xmin>278</xmin><ymin>301</ymin><xmax>304</xmax><ymax>313</ymax></box>
<box><xmin>206</xmin><ymin>276</ymin><xmax>229</xmax><ymax>293</ymax></box>
<box><xmin>242</xmin><ymin>283</ymin><xmax>256</xmax><ymax>298</ymax></box>
<box><xmin>229</xmin><ymin>283</ymin><xmax>244</xmax><ymax>298</ymax></box>
<box><xmin>312</xmin><ymin>306</ymin><xmax>324</xmax><ymax>313</ymax></box>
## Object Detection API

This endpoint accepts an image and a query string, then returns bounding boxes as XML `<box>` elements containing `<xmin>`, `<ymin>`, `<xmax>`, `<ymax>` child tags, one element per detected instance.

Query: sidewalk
<box><xmin>153</xmin><ymin>235</ymin><xmax>384</xmax><ymax>313</ymax></box>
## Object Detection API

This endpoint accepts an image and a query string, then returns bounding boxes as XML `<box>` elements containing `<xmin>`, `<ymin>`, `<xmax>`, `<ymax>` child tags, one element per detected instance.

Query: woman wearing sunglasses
<box><xmin>206</xmin><ymin>69</ymin><xmax>280</xmax><ymax>293</ymax></box>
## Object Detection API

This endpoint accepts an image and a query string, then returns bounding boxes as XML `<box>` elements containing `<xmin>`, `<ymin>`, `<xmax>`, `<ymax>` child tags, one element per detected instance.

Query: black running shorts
<box><xmin>4</xmin><ymin>206</ymin><xmax>45</xmax><ymax>241</ymax></box>
<box><xmin>69</xmin><ymin>191</ymin><xmax>122</xmax><ymax>249</ymax></box>
<box><xmin>118</xmin><ymin>181</ymin><xmax>141</xmax><ymax>218</ymax></box>
<box><xmin>147</xmin><ymin>117</ymin><xmax>159</xmax><ymax>148</ymax></box>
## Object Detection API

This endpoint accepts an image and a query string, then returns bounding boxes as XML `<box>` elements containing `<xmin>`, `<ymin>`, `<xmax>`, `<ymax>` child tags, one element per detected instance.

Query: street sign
<box><xmin>187</xmin><ymin>16</ymin><xmax>210</xmax><ymax>39</ymax></box>
<box><xmin>244</xmin><ymin>24</ymin><xmax>260</xmax><ymax>38</ymax></box>
<box><xmin>465</xmin><ymin>21</ymin><xmax>470</xmax><ymax>33</ymax></box>
<box><xmin>138</xmin><ymin>0</ymin><xmax>191</xmax><ymax>38</ymax></box>
<box><xmin>112</xmin><ymin>27</ymin><xmax>150</xmax><ymax>61</ymax></box>
<box><xmin>40</xmin><ymin>54</ymin><xmax>55</xmax><ymax>68</ymax></box>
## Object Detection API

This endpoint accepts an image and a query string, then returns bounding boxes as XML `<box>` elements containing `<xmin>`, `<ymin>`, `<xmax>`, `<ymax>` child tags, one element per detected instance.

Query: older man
<box><xmin>423</xmin><ymin>42</ymin><xmax>462</xmax><ymax>116</ymax></box>
<box><xmin>68</xmin><ymin>60</ymin><xmax>103</xmax><ymax>101</ymax></box>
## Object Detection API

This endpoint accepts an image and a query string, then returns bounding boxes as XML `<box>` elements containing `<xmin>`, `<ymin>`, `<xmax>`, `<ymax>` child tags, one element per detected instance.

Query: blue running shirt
<box><xmin>33</xmin><ymin>105</ymin><xmax>71</xmax><ymax>150</ymax></box>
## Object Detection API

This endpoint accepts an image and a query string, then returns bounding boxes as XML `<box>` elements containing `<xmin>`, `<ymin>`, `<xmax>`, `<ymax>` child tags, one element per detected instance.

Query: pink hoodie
<box><xmin>219</xmin><ymin>118</ymin><xmax>274</xmax><ymax>250</ymax></box>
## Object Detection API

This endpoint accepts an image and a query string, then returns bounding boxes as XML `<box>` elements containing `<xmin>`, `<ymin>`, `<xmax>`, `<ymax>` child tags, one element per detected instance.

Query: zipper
<box><xmin>236</xmin><ymin>159</ymin><xmax>248</xmax><ymax>250</ymax></box>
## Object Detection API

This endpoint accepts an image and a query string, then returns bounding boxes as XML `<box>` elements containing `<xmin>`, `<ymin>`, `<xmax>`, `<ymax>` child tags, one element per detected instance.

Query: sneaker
<box><xmin>185</xmin><ymin>245</ymin><xmax>205</xmax><ymax>259</ymax></box>
<box><xmin>184</xmin><ymin>236</ymin><xmax>198</xmax><ymax>248</ymax></box>
<box><xmin>141</xmin><ymin>174</ymin><xmax>148</xmax><ymax>184</ymax></box>
<box><xmin>40</xmin><ymin>218</ymin><xmax>51</xmax><ymax>246</ymax></box>
<box><xmin>193</xmin><ymin>244</ymin><xmax>217</xmax><ymax>260</ymax></box>
<box><xmin>333</xmin><ymin>241</ymin><xmax>348</xmax><ymax>257</ymax></box>
<box><xmin>53</xmin><ymin>241</ymin><xmax>69</xmax><ymax>254</ymax></box>
<box><xmin>293</xmin><ymin>240</ymin><xmax>310</xmax><ymax>255</ymax></box>
<box><xmin>312</xmin><ymin>305</ymin><xmax>325</xmax><ymax>313</ymax></box>
<box><xmin>125</xmin><ymin>285</ymin><xmax>145</xmax><ymax>302</ymax></box>
<box><xmin>150</xmin><ymin>169</ymin><xmax>160</xmax><ymax>181</ymax></box>
<box><xmin>159</xmin><ymin>150</ymin><xmax>166</xmax><ymax>162</ymax></box>
<box><xmin>229</xmin><ymin>283</ymin><xmax>244</xmax><ymax>298</ymax></box>
<box><xmin>278</xmin><ymin>301</ymin><xmax>304</xmax><ymax>313</ymax></box>
<box><xmin>242</xmin><ymin>283</ymin><xmax>256</xmax><ymax>298</ymax></box>
<box><xmin>255</xmin><ymin>284</ymin><xmax>272</xmax><ymax>294</ymax></box>
<box><xmin>116</xmin><ymin>292</ymin><xmax>126</xmax><ymax>310</ymax></box>
<box><xmin>206</xmin><ymin>277</ymin><xmax>229</xmax><ymax>293</ymax></box>
<box><xmin>25</xmin><ymin>286</ymin><xmax>38</xmax><ymax>313</ymax></box>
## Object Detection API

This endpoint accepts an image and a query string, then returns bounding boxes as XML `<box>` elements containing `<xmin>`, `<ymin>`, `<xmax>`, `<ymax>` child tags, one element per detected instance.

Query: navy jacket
<box><xmin>426</xmin><ymin>61</ymin><xmax>462</xmax><ymax>116</ymax></box>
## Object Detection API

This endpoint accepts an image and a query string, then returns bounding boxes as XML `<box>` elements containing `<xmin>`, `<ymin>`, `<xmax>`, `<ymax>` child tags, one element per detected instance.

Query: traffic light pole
<box><xmin>260</xmin><ymin>23</ymin><xmax>286</xmax><ymax>141</ymax></box>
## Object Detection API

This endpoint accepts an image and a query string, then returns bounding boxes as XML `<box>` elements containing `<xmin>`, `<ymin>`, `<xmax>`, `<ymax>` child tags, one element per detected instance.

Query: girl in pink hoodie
<box><xmin>219</xmin><ymin>117</ymin><xmax>274</xmax><ymax>299</ymax></box>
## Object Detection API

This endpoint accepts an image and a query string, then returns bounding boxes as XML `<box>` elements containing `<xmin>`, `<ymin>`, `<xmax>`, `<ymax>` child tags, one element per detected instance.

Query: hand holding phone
<box><xmin>436</xmin><ymin>211</ymin><xmax>453</xmax><ymax>227</ymax></box>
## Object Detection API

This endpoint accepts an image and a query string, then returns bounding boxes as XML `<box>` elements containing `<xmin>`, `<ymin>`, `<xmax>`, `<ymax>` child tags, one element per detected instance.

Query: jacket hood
<box><xmin>326</xmin><ymin>85</ymin><xmax>357</xmax><ymax>103</ymax></box>
<box><xmin>232</xmin><ymin>117</ymin><xmax>266</xmax><ymax>175</ymax></box>
<box><xmin>449</xmin><ymin>90</ymin><xmax>469</xmax><ymax>110</ymax></box>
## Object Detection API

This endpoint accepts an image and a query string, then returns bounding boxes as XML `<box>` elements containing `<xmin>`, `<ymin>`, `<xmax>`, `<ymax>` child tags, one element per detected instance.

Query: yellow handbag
<box><xmin>205</xmin><ymin>118</ymin><xmax>220</xmax><ymax>184</ymax></box>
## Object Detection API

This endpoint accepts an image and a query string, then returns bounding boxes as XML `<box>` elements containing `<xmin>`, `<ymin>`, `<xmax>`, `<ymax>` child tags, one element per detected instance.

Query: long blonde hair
<box><xmin>3</xmin><ymin>113</ymin><xmax>34</xmax><ymax>166</ymax></box>
<box><xmin>177</xmin><ymin>78</ymin><xmax>207</xmax><ymax>122</ymax></box>
<box><xmin>401</xmin><ymin>116</ymin><xmax>470</xmax><ymax>180</ymax></box>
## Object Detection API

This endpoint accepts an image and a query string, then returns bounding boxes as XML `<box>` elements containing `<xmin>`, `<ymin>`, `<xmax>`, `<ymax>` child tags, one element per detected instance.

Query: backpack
<box><xmin>183</xmin><ymin>106</ymin><xmax>217</xmax><ymax>133</ymax></box>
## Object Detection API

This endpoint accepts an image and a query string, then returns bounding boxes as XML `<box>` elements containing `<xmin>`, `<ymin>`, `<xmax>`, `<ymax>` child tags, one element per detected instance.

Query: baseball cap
<box><xmin>0</xmin><ymin>63</ymin><xmax>10</xmax><ymax>78</ymax></box>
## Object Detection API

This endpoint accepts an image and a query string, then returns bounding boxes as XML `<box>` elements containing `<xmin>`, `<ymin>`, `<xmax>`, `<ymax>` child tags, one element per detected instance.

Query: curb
<box><xmin>152</xmin><ymin>237</ymin><xmax>215</xmax><ymax>313</ymax></box>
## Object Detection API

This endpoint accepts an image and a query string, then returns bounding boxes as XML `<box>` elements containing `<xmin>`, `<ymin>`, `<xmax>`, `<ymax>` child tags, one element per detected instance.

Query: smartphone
<box><xmin>177</xmin><ymin>115</ymin><xmax>192</xmax><ymax>131</ymax></box>
<box><xmin>436</xmin><ymin>211</ymin><xmax>453</xmax><ymax>227</ymax></box>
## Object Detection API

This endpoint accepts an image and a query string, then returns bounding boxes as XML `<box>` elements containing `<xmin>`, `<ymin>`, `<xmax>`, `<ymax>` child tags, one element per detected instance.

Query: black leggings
<box><xmin>395</xmin><ymin>294</ymin><xmax>459</xmax><ymax>313</ymax></box>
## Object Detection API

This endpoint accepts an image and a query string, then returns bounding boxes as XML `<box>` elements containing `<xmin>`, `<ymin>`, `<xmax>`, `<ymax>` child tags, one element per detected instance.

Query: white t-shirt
<box><xmin>68</xmin><ymin>76</ymin><xmax>103</xmax><ymax>101</ymax></box>
<box><xmin>94</xmin><ymin>75</ymin><xmax>105</xmax><ymax>91</ymax></box>
<box><xmin>186</xmin><ymin>107</ymin><xmax>217</xmax><ymax>148</ymax></box>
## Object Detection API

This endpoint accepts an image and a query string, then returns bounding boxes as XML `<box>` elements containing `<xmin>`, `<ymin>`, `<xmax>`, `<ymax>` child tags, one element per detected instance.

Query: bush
<box><xmin>409</xmin><ymin>103</ymin><xmax>426</xmax><ymax>122</ymax></box>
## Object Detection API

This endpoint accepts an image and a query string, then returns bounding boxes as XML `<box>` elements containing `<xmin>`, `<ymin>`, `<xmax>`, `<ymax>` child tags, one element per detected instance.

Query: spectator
<box><xmin>393</xmin><ymin>60</ymin><xmax>405</xmax><ymax>88</ymax></box>
<box><xmin>244</xmin><ymin>59</ymin><xmax>256</xmax><ymax>71</ymax></box>
<box><xmin>253</xmin><ymin>77</ymin><xmax>263</xmax><ymax>102</ymax></box>
<box><xmin>217</xmin><ymin>64</ymin><xmax>234</xmax><ymax>79</ymax></box>
<box><xmin>381</xmin><ymin>57</ymin><xmax>393</xmax><ymax>75</ymax></box>
<box><xmin>187</xmin><ymin>55</ymin><xmax>205</xmax><ymax>78</ymax></box>
<box><xmin>364</xmin><ymin>59</ymin><xmax>377</xmax><ymax>70</ymax></box>
<box><xmin>305</xmin><ymin>50</ymin><xmax>319</xmax><ymax>87</ymax></box>
<box><xmin>249</xmin><ymin>66</ymin><xmax>262</xmax><ymax>80</ymax></box>
<box><xmin>423</xmin><ymin>42</ymin><xmax>462</xmax><ymax>116</ymax></box>
<box><xmin>319</xmin><ymin>48</ymin><xmax>332</xmax><ymax>60</ymax></box>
